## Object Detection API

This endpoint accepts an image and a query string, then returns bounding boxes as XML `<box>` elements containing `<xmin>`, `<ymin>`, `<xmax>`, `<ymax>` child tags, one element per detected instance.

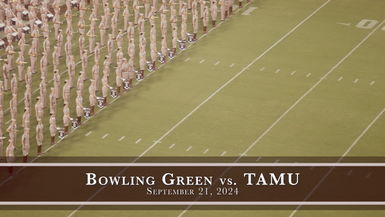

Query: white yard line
<box><xmin>288</xmin><ymin>107</ymin><xmax>385</xmax><ymax>217</ymax></box>
<box><xmin>118</xmin><ymin>136</ymin><xmax>125</xmax><ymax>142</ymax></box>
<box><xmin>135</xmin><ymin>138</ymin><xmax>142</xmax><ymax>144</ymax></box>
<box><xmin>241</xmin><ymin>7</ymin><xmax>258</xmax><ymax>16</ymax></box>
<box><xmin>169</xmin><ymin>144</ymin><xmax>176</xmax><ymax>149</ymax></box>
<box><xmin>85</xmin><ymin>131</ymin><xmax>92</xmax><ymax>137</ymax></box>
<box><xmin>101</xmin><ymin>133</ymin><xmax>109</xmax><ymax>139</ymax></box>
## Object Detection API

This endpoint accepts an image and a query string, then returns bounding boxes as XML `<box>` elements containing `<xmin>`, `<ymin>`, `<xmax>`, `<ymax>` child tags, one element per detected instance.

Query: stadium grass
<box><xmin>1</xmin><ymin>0</ymin><xmax>385</xmax><ymax>217</ymax></box>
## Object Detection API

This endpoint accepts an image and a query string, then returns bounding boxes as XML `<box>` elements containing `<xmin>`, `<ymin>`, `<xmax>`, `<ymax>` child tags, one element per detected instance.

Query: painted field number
<box><xmin>356</xmin><ymin>19</ymin><xmax>385</xmax><ymax>31</ymax></box>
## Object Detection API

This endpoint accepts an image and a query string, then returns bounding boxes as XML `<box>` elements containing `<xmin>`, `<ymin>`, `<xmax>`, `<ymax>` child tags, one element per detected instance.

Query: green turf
<box><xmin>1</xmin><ymin>0</ymin><xmax>385</xmax><ymax>216</ymax></box>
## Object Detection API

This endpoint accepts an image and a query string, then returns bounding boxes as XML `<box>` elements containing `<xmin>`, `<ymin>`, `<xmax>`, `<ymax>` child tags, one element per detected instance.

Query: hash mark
<box><xmin>203</xmin><ymin>148</ymin><xmax>209</xmax><ymax>154</ymax></box>
<box><xmin>186</xmin><ymin>146</ymin><xmax>192</xmax><ymax>152</ymax></box>
<box><xmin>353</xmin><ymin>78</ymin><xmax>359</xmax><ymax>84</ymax></box>
<box><xmin>102</xmin><ymin>133</ymin><xmax>109</xmax><ymax>139</ymax></box>
<box><xmin>338</xmin><ymin>76</ymin><xmax>343</xmax><ymax>81</ymax></box>
<box><xmin>220</xmin><ymin>151</ymin><xmax>227</xmax><ymax>156</ymax></box>
<box><xmin>229</xmin><ymin>63</ymin><xmax>235</xmax><ymax>67</ymax></box>
<box><xmin>214</xmin><ymin>61</ymin><xmax>220</xmax><ymax>66</ymax></box>
<box><xmin>135</xmin><ymin>138</ymin><xmax>142</xmax><ymax>144</ymax></box>
<box><xmin>169</xmin><ymin>144</ymin><xmax>176</xmax><ymax>149</ymax></box>
<box><xmin>184</xmin><ymin>57</ymin><xmax>190</xmax><ymax>62</ymax></box>
<box><xmin>118</xmin><ymin>136</ymin><xmax>126</xmax><ymax>141</ymax></box>
<box><xmin>199</xmin><ymin>59</ymin><xmax>206</xmax><ymax>64</ymax></box>
<box><xmin>306</xmin><ymin>73</ymin><xmax>311</xmax><ymax>77</ymax></box>
<box><xmin>370</xmin><ymin>81</ymin><xmax>375</xmax><ymax>86</ymax></box>
<box><xmin>85</xmin><ymin>131</ymin><xmax>92</xmax><ymax>137</ymax></box>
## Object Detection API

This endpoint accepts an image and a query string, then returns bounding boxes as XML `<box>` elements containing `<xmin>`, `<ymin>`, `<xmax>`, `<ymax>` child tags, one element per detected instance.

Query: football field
<box><xmin>2</xmin><ymin>0</ymin><xmax>385</xmax><ymax>216</ymax></box>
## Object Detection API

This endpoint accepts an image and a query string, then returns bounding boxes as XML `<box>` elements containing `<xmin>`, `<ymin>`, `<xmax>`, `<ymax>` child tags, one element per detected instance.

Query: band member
<box><xmin>49</xmin><ymin>87</ymin><xmax>57</xmax><ymax>116</ymax></box>
<box><xmin>63</xmin><ymin>80</ymin><xmax>71</xmax><ymax>106</ymax></box>
<box><xmin>49</xmin><ymin>113</ymin><xmax>56</xmax><ymax>145</ymax></box>
<box><xmin>192</xmin><ymin>0</ymin><xmax>199</xmax><ymax>40</ymax></box>
<box><xmin>180</xmin><ymin>2</ymin><xmax>188</xmax><ymax>41</ymax></box>
<box><xmin>63</xmin><ymin>103</ymin><xmax>70</xmax><ymax>135</ymax></box>
<box><xmin>36</xmin><ymin>120</ymin><xmax>43</xmax><ymax>155</ymax></box>
<box><xmin>102</xmin><ymin>74</ymin><xmax>109</xmax><ymax>106</ymax></box>
<box><xmin>53</xmin><ymin>69</ymin><xmax>61</xmax><ymax>99</ymax></box>
<box><xmin>211</xmin><ymin>0</ymin><xmax>217</xmax><ymax>26</ymax></box>
<box><xmin>89</xmin><ymin>79</ymin><xmax>97</xmax><ymax>115</ymax></box>
<box><xmin>170</xmin><ymin>2</ymin><xmax>178</xmax><ymax>54</ymax></box>
<box><xmin>76</xmin><ymin>90</ymin><xmax>83</xmax><ymax>125</ymax></box>
<box><xmin>21</xmin><ymin>126</ymin><xmax>30</xmax><ymax>162</ymax></box>
<box><xmin>139</xmin><ymin>32</ymin><xmax>146</xmax><ymax>79</ymax></box>
<box><xmin>16</xmin><ymin>52</ymin><xmax>26</xmax><ymax>81</ymax></box>
<box><xmin>203</xmin><ymin>4</ymin><xmax>209</xmax><ymax>32</ymax></box>
<box><xmin>150</xmin><ymin>15</ymin><xmax>157</xmax><ymax>69</ymax></box>
<box><xmin>123</xmin><ymin>4</ymin><xmax>130</xmax><ymax>31</ymax></box>
<box><xmin>219</xmin><ymin>0</ymin><xmax>226</xmax><ymax>21</ymax></box>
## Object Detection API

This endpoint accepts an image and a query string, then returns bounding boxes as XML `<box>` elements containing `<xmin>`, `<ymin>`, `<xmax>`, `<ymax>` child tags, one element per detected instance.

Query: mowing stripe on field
<box><xmin>288</xmin><ymin>107</ymin><xmax>385</xmax><ymax>217</ymax></box>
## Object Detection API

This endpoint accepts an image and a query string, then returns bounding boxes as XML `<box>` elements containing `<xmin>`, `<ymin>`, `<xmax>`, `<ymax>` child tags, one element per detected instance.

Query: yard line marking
<box><xmin>370</xmin><ymin>81</ymin><xmax>375</xmax><ymax>86</ymax></box>
<box><xmin>229</xmin><ymin>63</ymin><xmax>235</xmax><ymax>67</ymax></box>
<box><xmin>306</xmin><ymin>73</ymin><xmax>311</xmax><ymax>77</ymax></box>
<box><xmin>220</xmin><ymin>151</ymin><xmax>227</xmax><ymax>156</ymax></box>
<box><xmin>256</xmin><ymin>157</ymin><xmax>262</xmax><ymax>162</ymax></box>
<box><xmin>102</xmin><ymin>133</ymin><xmax>109</xmax><ymax>139</ymax></box>
<box><xmin>275</xmin><ymin>69</ymin><xmax>281</xmax><ymax>73</ymax></box>
<box><xmin>291</xmin><ymin>71</ymin><xmax>296</xmax><ymax>75</ymax></box>
<box><xmin>85</xmin><ymin>131</ymin><xmax>92</xmax><ymax>137</ymax></box>
<box><xmin>135</xmin><ymin>138</ymin><xmax>142</xmax><ymax>144</ymax></box>
<box><xmin>118</xmin><ymin>136</ymin><xmax>126</xmax><ymax>141</ymax></box>
<box><xmin>338</xmin><ymin>76</ymin><xmax>343</xmax><ymax>81</ymax></box>
<box><xmin>184</xmin><ymin>57</ymin><xmax>190</xmax><ymax>62</ymax></box>
<box><xmin>288</xmin><ymin>107</ymin><xmax>385</xmax><ymax>217</ymax></box>
<box><xmin>5</xmin><ymin>119</ymin><xmax>11</xmax><ymax>124</ymax></box>
<box><xmin>186</xmin><ymin>146</ymin><xmax>192</xmax><ymax>152</ymax></box>
<box><xmin>203</xmin><ymin>148</ymin><xmax>209</xmax><ymax>154</ymax></box>
<box><xmin>169</xmin><ymin>144</ymin><xmax>176</xmax><ymax>149</ymax></box>
<box><xmin>153</xmin><ymin>140</ymin><xmax>161</xmax><ymax>144</ymax></box>
<box><xmin>353</xmin><ymin>78</ymin><xmax>359</xmax><ymax>83</ymax></box>
<box><xmin>260</xmin><ymin>66</ymin><xmax>265</xmax><ymax>71</ymax></box>
<box><xmin>178</xmin><ymin>2</ymin><xmax>333</xmax><ymax>215</ymax></box>
<box><xmin>214</xmin><ymin>61</ymin><xmax>221</xmax><ymax>66</ymax></box>
<box><xmin>199</xmin><ymin>59</ymin><xmax>206</xmax><ymax>64</ymax></box>
<box><xmin>242</xmin><ymin>6</ymin><xmax>257</xmax><ymax>16</ymax></box>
